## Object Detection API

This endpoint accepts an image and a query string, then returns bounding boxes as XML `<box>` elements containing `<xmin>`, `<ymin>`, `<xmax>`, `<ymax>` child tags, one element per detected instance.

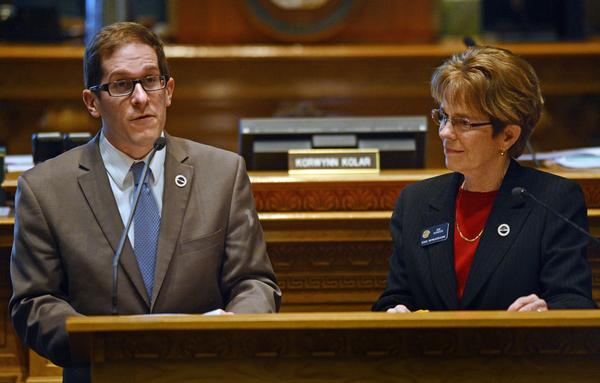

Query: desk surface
<box><xmin>4</xmin><ymin>167</ymin><xmax>600</xmax><ymax>193</ymax></box>
<box><xmin>67</xmin><ymin>310</ymin><xmax>600</xmax><ymax>333</ymax></box>
<box><xmin>2</xmin><ymin>41</ymin><xmax>600</xmax><ymax>59</ymax></box>
<box><xmin>3</xmin><ymin>168</ymin><xmax>600</xmax><ymax>226</ymax></box>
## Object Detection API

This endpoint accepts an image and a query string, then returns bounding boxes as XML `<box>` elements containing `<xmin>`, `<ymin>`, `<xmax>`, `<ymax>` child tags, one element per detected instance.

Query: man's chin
<box><xmin>132</xmin><ymin>128</ymin><xmax>162</xmax><ymax>144</ymax></box>
<box><xmin>126</xmin><ymin>130</ymin><xmax>163</xmax><ymax>157</ymax></box>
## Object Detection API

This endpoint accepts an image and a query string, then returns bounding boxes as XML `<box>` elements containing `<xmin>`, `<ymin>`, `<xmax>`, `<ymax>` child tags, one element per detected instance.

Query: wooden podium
<box><xmin>66</xmin><ymin>311</ymin><xmax>600</xmax><ymax>383</ymax></box>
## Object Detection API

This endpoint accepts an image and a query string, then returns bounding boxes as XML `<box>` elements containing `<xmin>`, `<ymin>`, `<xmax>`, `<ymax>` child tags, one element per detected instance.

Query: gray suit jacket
<box><xmin>9</xmin><ymin>134</ymin><xmax>280</xmax><ymax>375</ymax></box>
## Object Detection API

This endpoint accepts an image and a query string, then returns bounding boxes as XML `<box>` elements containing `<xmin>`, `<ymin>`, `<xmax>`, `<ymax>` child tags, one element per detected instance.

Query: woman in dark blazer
<box><xmin>373</xmin><ymin>46</ymin><xmax>596</xmax><ymax>312</ymax></box>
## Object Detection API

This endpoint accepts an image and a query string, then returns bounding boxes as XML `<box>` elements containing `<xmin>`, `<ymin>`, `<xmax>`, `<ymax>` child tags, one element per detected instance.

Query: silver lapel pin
<box><xmin>175</xmin><ymin>175</ymin><xmax>187</xmax><ymax>188</ymax></box>
<box><xmin>497</xmin><ymin>223</ymin><xmax>510</xmax><ymax>237</ymax></box>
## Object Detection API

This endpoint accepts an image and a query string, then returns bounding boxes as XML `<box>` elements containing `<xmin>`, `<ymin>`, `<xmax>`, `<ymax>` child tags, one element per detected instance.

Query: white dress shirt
<box><xmin>99</xmin><ymin>131</ymin><xmax>165</xmax><ymax>247</ymax></box>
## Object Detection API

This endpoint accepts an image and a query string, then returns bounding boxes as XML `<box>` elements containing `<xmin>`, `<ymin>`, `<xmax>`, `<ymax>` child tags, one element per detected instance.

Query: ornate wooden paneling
<box><xmin>2</xmin><ymin>169</ymin><xmax>600</xmax><ymax>314</ymax></box>
<box><xmin>65</xmin><ymin>312</ymin><xmax>600</xmax><ymax>383</ymax></box>
<box><xmin>0</xmin><ymin>248</ymin><xmax>22</xmax><ymax>383</ymax></box>
<box><xmin>250</xmin><ymin>169</ymin><xmax>600</xmax><ymax>211</ymax></box>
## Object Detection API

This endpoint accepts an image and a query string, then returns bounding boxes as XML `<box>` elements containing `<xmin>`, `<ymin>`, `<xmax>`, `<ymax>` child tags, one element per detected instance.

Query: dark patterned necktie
<box><xmin>130</xmin><ymin>161</ymin><xmax>160</xmax><ymax>300</ymax></box>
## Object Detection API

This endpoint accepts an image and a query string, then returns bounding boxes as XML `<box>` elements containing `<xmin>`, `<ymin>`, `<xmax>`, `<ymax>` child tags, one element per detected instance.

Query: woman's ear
<box><xmin>82</xmin><ymin>89</ymin><xmax>101</xmax><ymax>118</ymax></box>
<box><xmin>503</xmin><ymin>124</ymin><xmax>522</xmax><ymax>149</ymax></box>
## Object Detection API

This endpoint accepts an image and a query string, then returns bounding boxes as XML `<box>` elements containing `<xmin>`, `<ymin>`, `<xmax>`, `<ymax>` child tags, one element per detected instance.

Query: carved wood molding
<box><xmin>253</xmin><ymin>187</ymin><xmax>401</xmax><ymax>212</ymax></box>
<box><xmin>580</xmin><ymin>180</ymin><xmax>600</xmax><ymax>208</ymax></box>
<box><xmin>268</xmin><ymin>242</ymin><xmax>392</xmax><ymax>270</ymax></box>
<box><xmin>97</xmin><ymin>327</ymin><xmax>600</xmax><ymax>362</ymax></box>
<box><xmin>251</xmin><ymin>174</ymin><xmax>600</xmax><ymax>212</ymax></box>
<box><xmin>278</xmin><ymin>275</ymin><xmax>386</xmax><ymax>291</ymax></box>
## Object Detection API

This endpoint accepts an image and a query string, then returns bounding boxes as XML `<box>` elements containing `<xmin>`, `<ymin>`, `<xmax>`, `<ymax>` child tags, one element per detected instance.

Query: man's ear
<box><xmin>503</xmin><ymin>124</ymin><xmax>522</xmax><ymax>149</ymax></box>
<box><xmin>82</xmin><ymin>89</ymin><xmax>101</xmax><ymax>118</ymax></box>
<box><xmin>165</xmin><ymin>77</ymin><xmax>175</xmax><ymax>107</ymax></box>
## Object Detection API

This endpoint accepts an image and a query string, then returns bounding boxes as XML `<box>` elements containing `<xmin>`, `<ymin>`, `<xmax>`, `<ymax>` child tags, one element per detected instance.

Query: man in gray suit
<box><xmin>9</xmin><ymin>22</ymin><xmax>280</xmax><ymax>382</ymax></box>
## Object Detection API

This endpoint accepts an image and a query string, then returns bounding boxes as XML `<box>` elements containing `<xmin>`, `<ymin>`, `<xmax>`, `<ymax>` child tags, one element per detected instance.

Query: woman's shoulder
<box><xmin>516</xmin><ymin>164</ymin><xmax>579</xmax><ymax>187</ymax></box>
<box><xmin>401</xmin><ymin>172</ymin><xmax>458</xmax><ymax>199</ymax></box>
<box><xmin>407</xmin><ymin>171</ymin><xmax>457</xmax><ymax>190</ymax></box>
<box><xmin>513</xmin><ymin>164</ymin><xmax>583</xmax><ymax>200</ymax></box>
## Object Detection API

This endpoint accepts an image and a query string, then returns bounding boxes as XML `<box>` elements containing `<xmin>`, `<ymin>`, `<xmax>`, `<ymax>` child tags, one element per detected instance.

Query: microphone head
<box><xmin>154</xmin><ymin>136</ymin><xmax>167</xmax><ymax>151</ymax></box>
<box><xmin>463</xmin><ymin>36</ymin><xmax>477</xmax><ymax>48</ymax></box>
<box><xmin>511</xmin><ymin>187</ymin><xmax>525</xmax><ymax>199</ymax></box>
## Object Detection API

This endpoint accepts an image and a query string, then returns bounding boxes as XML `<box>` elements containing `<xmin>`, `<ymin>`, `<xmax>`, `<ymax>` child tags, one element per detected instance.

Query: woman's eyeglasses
<box><xmin>431</xmin><ymin>108</ymin><xmax>493</xmax><ymax>133</ymax></box>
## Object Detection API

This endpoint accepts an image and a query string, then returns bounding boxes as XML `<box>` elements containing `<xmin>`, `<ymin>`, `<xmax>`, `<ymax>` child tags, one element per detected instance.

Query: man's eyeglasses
<box><xmin>89</xmin><ymin>75</ymin><xmax>169</xmax><ymax>97</ymax></box>
<box><xmin>431</xmin><ymin>108</ymin><xmax>492</xmax><ymax>133</ymax></box>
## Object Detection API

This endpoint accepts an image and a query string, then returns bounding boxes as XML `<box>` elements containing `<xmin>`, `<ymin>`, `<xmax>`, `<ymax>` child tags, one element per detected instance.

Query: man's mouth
<box><xmin>131</xmin><ymin>114</ymin><xmax>154</xmax><ymax>121</ymax></box>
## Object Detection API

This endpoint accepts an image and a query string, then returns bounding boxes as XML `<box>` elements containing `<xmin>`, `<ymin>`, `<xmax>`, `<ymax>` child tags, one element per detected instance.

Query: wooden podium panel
<box><xmin>2</xmin><ymin>169</ymin><xmax>600</xmax><ymax>314</ymax></box>
<box><xmin>248</xmin><ymin>169</ymin><xmax>600</xmax><ymax>311</ymax></box>
<box><xmin>3</xmin><ymin>170</ymin><xmax>600</xmax><ymax>382</ymax></box>
<box><xmin>66</xmin><ymin>311</ymin><xmax>600</xmax><ymax>383</ymax></box>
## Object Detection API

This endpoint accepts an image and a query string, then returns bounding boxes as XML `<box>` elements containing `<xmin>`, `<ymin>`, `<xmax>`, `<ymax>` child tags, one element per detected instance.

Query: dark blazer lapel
<box><xmin>151</xmin><ymin>134</ymin><xmax>194</xmax><ymax>307</ymax></box>
<box><xmin>425</xmin><ymin>173</ymin><xmax>463</xmax><ymax>310</ymax></box>
<box><xmin>77</xmin><ymin>135</ymin><xmax>149</xmax><ymax>305</ymax></box>
<box><xmin>460</xmin><ymin>161</ymin><xmax>532</xmax><ymax>308</ymax></box>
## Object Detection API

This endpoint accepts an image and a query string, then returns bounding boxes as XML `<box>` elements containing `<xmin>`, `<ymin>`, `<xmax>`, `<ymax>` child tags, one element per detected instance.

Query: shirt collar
<box><xmin>99</xmin><ymin>130</ymin><xmax>166</xmax><ymax>190</ymax></box>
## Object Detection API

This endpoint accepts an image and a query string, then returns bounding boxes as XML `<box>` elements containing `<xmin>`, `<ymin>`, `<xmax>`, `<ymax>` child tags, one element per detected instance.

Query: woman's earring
<box><xmin>499</xmin><ymin>148</ymin><xmax>506</xmax><ymax>156</ymax></box>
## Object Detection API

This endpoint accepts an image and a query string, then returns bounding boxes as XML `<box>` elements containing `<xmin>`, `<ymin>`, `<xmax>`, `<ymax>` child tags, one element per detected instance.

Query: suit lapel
<box><xmin>77</xmin><ymin>135</ymin><xmax>149</xmax><ymax>306</ymax></box>
<box><xmin>460</xmin><ymin>161</ymin><xmax>531</xmax><ymax>308</ymax></box>
<box><xmin>151</xmin><ymin>134</ymin><xmax>194</xmax><ymax>308</ymax></box>
<box><xmin>425</xmin><ymin>173</ymin><xmax>463</xmax><ymax>310</ymax></box>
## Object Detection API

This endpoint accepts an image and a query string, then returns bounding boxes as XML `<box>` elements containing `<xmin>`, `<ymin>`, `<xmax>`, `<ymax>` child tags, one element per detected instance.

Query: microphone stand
<box><xmin>111</xmin><ymin>137</ymin><xmax>166</xmax><ymax>315</ymax></box>
<box><xmin>512</xmin><ymin>186</ymin><xmax>600</xmax><ymax>247</ymax></box>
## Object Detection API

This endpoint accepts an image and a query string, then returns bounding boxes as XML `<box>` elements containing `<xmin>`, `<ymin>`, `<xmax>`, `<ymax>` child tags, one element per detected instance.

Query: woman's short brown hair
<box><xmin>431</xmin><ymin>46</ymin><xmax>543</xmax><ymax>158</ymax></box>
<box><xmin>83</xmin><ymin>22</ymin><xmax>169</xmax><ymax>90</ymax></box>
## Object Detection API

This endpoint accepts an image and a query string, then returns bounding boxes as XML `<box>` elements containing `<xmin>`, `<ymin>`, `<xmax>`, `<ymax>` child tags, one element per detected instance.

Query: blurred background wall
<box><xmin>0</xmin><ymin>0</ymin><xmax>598</xmax><ymax>167</ymax></box>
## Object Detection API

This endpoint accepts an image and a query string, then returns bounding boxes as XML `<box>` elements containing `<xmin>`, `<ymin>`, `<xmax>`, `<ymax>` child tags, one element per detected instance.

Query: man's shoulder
<box><xmin>168</xmin><ymin>136</ymin><xmax>242</xmax><ymax>165</ymax></box>
<box><xmin>21</xmin><ymin>144</ymin><xmax>86</xmax><ymax>184</ymax></box>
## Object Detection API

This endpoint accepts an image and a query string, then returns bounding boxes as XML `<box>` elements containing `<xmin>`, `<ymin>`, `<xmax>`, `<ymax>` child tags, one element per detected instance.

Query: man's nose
<box><xmin>130</xmin><ymin>82</ymin><xmax>149</xmax><ymax>104</ymax></box>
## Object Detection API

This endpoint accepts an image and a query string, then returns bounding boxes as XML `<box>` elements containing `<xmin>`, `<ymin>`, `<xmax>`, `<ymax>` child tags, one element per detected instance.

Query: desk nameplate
<box><xmin>288</xmin><ymin>149</ymin><xmax>379</xmax><ymax>175</ymax></box>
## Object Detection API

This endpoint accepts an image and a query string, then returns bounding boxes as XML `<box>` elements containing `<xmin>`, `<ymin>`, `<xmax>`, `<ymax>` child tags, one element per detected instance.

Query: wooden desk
<box><xmin>2</xmin><ymin>169</ymin><xmax>600</xmax><ymax>382</ymax></box>
<box><xmin>2</xmin><ymin>169</ymin><xmax>600</xmax><ymax>312</ymax></box>
<box><xmin>66</xmin><ymin>311</ymin><xmax>600</xmax><ymax>383</ymax></box>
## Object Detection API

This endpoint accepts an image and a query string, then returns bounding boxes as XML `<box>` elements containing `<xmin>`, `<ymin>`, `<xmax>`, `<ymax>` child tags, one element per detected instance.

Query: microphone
<box><xmin>111</xmin><ymin>137</ymin><xmax>167</xmax><ymax>315</ymax></box>
<box><xmin>463</xmin><ymin>36</ymin><xmax>477</xmax><ymax>48</ymax></box>
<box><xmin>511</xmin><ymin>186</ymin><xmax>600</xmax><ymax>247</ymax></box>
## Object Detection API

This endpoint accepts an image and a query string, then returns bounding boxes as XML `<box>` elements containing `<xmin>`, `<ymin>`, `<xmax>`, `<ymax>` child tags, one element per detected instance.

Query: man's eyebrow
<box><xmin>106</xmin><ymin>66</ymin><xmax>160</xmax><ymax>80</ymax></box>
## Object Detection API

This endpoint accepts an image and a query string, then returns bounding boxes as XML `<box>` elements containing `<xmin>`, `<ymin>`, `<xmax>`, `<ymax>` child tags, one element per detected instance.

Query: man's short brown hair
<box><xmin>431</xmin><ymin>46</ymin><xmax>543</xmax><ymax>158</ymax></box>
<box><xmin>83</xmin><ymin>22</ymin><xmax>169</xmax><ymax>90</ymax></box>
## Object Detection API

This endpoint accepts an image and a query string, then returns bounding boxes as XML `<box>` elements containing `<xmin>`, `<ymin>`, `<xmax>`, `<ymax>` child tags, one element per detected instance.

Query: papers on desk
<box><xmin>5</xmin><ymin>154</ymin><xmax>33</xmax><ymax>173</ymax></box>
<box><xmin>519</xmin><ymin>147</ymin><xmax>600</xmax><ymax>169</ymax></box>
<box><xmin>556</xmin><ymin>153</ymin><xmax>600</xmax><ymax>169</ymax></box>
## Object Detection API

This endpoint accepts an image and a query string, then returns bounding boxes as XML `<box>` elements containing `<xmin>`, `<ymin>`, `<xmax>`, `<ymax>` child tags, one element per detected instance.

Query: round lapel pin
<box><xmin>175</xmin><ymin>175</ymin><xmax>187</xmax><ymax>188</ymax></box>
<box><xmin>497</xmin><ymin>223</ymin><xmax>510</xmax><ymax>237</ymax></box>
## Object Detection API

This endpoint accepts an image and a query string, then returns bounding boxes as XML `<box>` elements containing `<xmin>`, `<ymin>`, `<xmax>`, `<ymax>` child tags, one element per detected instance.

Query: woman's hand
<box><xmin>386</xmin><ymin>304</ymin><xmax>411</xmax><ymax>313</ymax></box>
<box><xmin>507</xmin><ymin>294</ymin><xmax>548</xmax><ymax>312</ymax></box>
